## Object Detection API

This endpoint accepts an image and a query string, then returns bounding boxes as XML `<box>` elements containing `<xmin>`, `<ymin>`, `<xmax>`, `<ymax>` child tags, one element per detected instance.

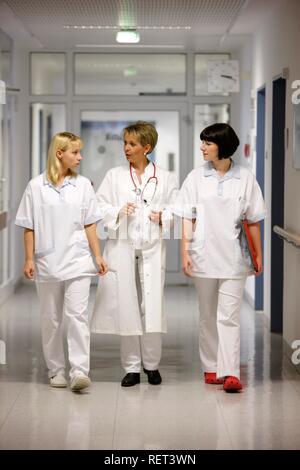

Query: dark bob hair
<box><xmin>200</xmin><ymin>123</ymin><xmax>239</xmax><ymax>159</ymax></box>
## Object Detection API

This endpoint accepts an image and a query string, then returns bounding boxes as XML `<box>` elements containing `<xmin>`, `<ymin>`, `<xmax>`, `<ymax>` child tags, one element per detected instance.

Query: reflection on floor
<box><xmin>0</xmin><ymin>284</ymin><xmax>300</xmax><ymax>450</ymax></box>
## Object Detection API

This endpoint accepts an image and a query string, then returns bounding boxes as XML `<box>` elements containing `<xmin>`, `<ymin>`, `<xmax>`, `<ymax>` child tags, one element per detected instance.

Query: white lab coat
<box><xmin>91</xmin><ymin>163</ymin><xmax>178</xmax><ymax>335</ymax></box>
<box><xmin>15</xmin><ymin>173</ymin><xmax>102</xmax><ymax>282</ymax></box>
<box><xmin>173</xmin><ymin>161</ymin><xmax>266</xmax><ymax>278</ymax></box>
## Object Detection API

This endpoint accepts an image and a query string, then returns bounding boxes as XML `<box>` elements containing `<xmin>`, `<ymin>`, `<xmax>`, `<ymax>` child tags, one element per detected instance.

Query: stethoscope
<box><xmin>130</xmin><ymin>161</ymin><xmax>158</xmax><ymax>205</ymax></box>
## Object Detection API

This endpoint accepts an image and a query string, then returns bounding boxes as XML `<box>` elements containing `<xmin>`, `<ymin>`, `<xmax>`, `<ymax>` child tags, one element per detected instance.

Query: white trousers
<box><xmin>36</xmin><ymin>276</ymin><xmax>91</xmax><ymax>381</ymax></box>
<box><xmin>120</xmin><ymin>251</ymin><xmax>162</xmax><ymax>373</ymax></box>
<box><xmin>193</xmin><ymin>277</ymin><xmax>246</xmax><ymax>379</ymax></box>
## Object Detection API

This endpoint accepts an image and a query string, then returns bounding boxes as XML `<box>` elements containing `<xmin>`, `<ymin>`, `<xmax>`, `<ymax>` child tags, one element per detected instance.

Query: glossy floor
<box><xmin>0</xmin><ymin>284</ymin><xmax>300</xmax><ymax>450</ymax></box>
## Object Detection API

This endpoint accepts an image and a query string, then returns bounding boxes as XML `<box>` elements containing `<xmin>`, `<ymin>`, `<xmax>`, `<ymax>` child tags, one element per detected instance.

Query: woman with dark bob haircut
<box><xmin>174</xmin><ymin>123</ymin><xmax>266</xmax><ymax>392</ymax></box>
<box><xmin>200</xmin><ymin>122</ymin><xmax>240</xmax><ymax>159</ymax></box>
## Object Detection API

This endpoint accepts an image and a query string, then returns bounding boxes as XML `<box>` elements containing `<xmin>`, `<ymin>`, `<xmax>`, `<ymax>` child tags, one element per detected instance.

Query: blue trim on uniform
<box><xmin>217</xmin><ymin>181</ymin><xmax>224</xmax><ymax>196</ymax></box>
<box><xmin>84</xmin><ymin>215</ymin><xmax>103</xmax><ymax>225</ymax></box>
<box><xmin>43</xmin><ymin>172</ymin><xmax>77</xmax><ymax>189</ymax></box>
<box><xmin>247</xmin><ymin>212</ymin><xmax>267</xmax><ymax>223</ymax></box>
<box><xmin>15</xmin><ymin>218</ymin><xmax>34</xmax><ymax>230</ymax></box>
<box><xmin>203</xmin><ymin>161</ymin><xmax>241</xmax><ymax>180</ymax></box>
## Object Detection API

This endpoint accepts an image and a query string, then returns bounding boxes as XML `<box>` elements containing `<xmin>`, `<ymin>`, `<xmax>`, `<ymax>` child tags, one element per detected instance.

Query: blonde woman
<box><xmin>91</xmin><ymin>121</ymin><xmax>178</xmax><ymax>387</ymax></box>
<box><xmin>16</xmin><ymin>132</ymin><xmax>107</xmax><ymax>391</ymax></box>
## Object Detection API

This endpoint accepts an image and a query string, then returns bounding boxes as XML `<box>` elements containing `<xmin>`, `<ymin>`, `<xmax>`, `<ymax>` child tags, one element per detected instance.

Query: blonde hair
<box><xmin>123</xmin><ymin>121</ymin><xmax>158</xmax><ymax>154</ymax></box>
<box><xmin>46</xmin><ymin>131</ymin><xmax>82</xmax><ymax>186</ymax></box>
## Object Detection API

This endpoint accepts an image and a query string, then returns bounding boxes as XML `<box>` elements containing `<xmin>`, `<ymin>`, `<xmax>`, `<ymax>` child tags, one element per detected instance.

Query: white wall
<box><xmin>231</xmin><ymin>39</ymin><xmax>256</xmax><ymax>304</ymax></box>
<box><xmin>12</xmin><ymin>44</ymin><xmax>30</xmax><ymax>284</ymax></box>
<box><xmin>251</xmin><ymin>0</ymin><xmax>300</xmax><ymax>345</ymax></box>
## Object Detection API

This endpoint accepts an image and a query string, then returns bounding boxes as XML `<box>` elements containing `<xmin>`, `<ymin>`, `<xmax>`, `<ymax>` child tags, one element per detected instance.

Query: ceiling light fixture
<box><xmin>64</xmin><ymin>25</ymin><xmax>191</xmax><ymax>31</ymax></box>
<box><xmin>116</xmin><ymin>29</ymin><xmax>140</xmax><ymax>44</ymax></box>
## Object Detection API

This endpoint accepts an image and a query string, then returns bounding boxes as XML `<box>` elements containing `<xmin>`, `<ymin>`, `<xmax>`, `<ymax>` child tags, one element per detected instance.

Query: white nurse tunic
<box><xmin>173</xmin><ymin>161</ymin><xmax>266</xmax><ymax>278</ymax></box>
<box><xmin>15</xmin><ymin>172</ymin><xmax>103</xmax><ymax>282</ymax></box>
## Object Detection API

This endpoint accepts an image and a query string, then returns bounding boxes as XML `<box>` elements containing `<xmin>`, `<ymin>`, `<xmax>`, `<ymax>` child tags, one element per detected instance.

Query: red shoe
<box><xmin>204</xmin><ymin>372</ymin><xmax>224</xmax><ymax>384</ymax></box>
<box><xmin>223</xmin><ymin>376</ymin><xmax>243</xmax><ymax>392</ymax></box>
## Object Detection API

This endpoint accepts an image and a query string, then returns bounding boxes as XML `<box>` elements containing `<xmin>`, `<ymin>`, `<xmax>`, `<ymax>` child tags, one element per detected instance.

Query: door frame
<box><xmin>270</xmin><ymin>77</ymin><xmax>286</xmax><ymax>333</ymax></box>
<box><xmin>255</xmin><ymin>86</ymin><xmax>266</xmax><ymax>311</ymax></box>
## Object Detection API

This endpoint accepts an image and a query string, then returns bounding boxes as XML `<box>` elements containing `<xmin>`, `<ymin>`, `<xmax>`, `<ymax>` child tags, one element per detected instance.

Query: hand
<box><xmin>182</xmin><ymin>252</ymin><xmax>193</xmax><ymax>277</ymax></box>
<box><xmin>118</xmin><ymin>202</ymin><xmax>137</xmax><ymax>218</ymax></box>
<box><xmin>149</xmin><ymin>210</ymin><xmax>162</xmax><ymax>225</ymax></box>
<box><xmin>95</xmin><ymin>256</ymin><xmax>108</xmax><ymax>276</ymax></box>
<box><xmin>24</xmin><ymin>260</ymin><xmax>35</xmax><ymax>279</ymax></box>
<box><xmin>254</xmin><ymin>254</ymin><xmax>263</xmax><ymax>276</ymax></box>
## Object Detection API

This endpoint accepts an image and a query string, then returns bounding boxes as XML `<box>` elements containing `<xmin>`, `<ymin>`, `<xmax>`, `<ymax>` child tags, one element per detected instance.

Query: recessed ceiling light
<box><xmin>116</xmin><ymin>30</ymin><xmax>140</xmax><ymax>44</ymax></box>
<box><xmin>76</xmin><ymin>44</ymin><xmax>185</xmax><ymax>49</ymax></box>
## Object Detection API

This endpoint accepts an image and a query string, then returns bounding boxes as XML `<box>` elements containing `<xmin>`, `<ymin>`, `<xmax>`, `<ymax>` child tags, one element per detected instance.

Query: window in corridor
<box><xmin>30</xmin><ymin>53</ymin><xmax>66</xmax><ymax>95</ymax></box>
<box><xmin>193</xmin><ymin>104</ymin><xmax>230</xmax><ymax>168</ymax></box>
<box><xmin>79</xmin><ymin>109</ymin><xmax>180</xmax><ymax>191</ymax></box>
<box><xmin>74</xmin><ymin>53</ymin><xmax>186</xmax><ymax>96</ymax></box>
<box><xmin>30</xmin><ymin>103</ymin><xmax>66</xmax><ymax>177</ymax></box>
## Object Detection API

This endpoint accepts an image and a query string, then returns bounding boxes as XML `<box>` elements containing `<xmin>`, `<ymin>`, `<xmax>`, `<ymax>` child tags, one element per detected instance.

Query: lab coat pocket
<box><xmin>34</xmin><ymin>204</ymin><xmax>55</xmax><ymax>257</ymax></box>
<box><xmin>191</xmin><ymin>203</ymin><xmax>205</xmax><ymax>247</ymax></box>
<box><xmin>73</xmin><ymin>206</ymin><xmax>85</xmax><ymax>228</ymax></box>
<box><xmin>235</xmin><ymin>197</ymin><xmax>248</xmax><ymax>223</ymax></box>
<box><xmin>91</xmin><ymin>270</ymin><xmax>119</xmax><ymax>333</ymax></box>
<box><xmin>188</xmin><ymin>242</ymin><xmax>206</xmax><ymax>273</ymax></box>
<box><xmin>236</xmin><ymin>230</ymin><xmax>252</xmax><ymax>273</ymax></box>
<box><xmin>76</xmin><ymin>239</ymin><xmax>90</xmax><ymax>252</ymax></box>
<box><xmin>188</xmin><ymin>203</ymin><xmax>206</xmax><ymax>272</ymax></box>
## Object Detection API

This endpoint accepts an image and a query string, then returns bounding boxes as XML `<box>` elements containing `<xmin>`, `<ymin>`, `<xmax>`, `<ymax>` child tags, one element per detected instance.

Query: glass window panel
<box><xmin>30</xmin><ymin>103</ymin><xmax>66</xmax><ymax>177</ymax></box>
<box><xmin>30</xmin><ymin>53</ymin><xmax>66</xmax><ymax>95</ymax></box>
<box><xmin>74</xmin><ymin>54</ymin><xmax>186</xmax><ymax>96</ymax></box>
<box><xmin>80</xmin><ymin>110</ymin><xmax>179</xmax><ymax>189</ymax></box>
<box><xmin>0</xmin><ymin>29</ymin><xmax>12</xmax><ymax>85</ymax></box>
<box><xmin>79</xmin><ymin>109</ymin><xmax>180</xmax><ymax>274</ymax></box>
<box><xmin>193</xmin><ymin>104</ymin><xmax>230</xmax><ymax>168</ymax></box>
<box><xmin>195</xmin><ymin>53</ymin><xmax>230</xmax><ymax>96</ymax></box>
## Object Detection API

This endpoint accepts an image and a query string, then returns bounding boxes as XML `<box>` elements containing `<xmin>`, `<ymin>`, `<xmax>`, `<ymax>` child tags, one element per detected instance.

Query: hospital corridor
<box><xmin>1</xmin><ymin>283</ymin><xmax>300</xmax><ymax>450</ymax></box>
<box><xmin>1</xmin><ymin>0</ymin><xmax>300</xmax><ymax>451</ymax></box>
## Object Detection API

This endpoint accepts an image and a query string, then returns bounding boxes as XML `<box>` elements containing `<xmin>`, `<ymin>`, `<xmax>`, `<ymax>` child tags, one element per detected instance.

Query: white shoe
<box><xmin>50</xmin><ymin>373</ymin><xmax>67</xmax><ymax>388</ymax></box>
<box><xmin>70</xmin><ymin>374</ymin><xmax>91</xmax><ymax>392</ymax></box>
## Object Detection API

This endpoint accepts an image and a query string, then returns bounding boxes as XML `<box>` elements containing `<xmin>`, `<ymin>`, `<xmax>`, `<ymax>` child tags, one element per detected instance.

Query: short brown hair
<box><xmin>123</xmin><ymin>121</ymin><xmax>158</xmax><ymax>153</ymax></box>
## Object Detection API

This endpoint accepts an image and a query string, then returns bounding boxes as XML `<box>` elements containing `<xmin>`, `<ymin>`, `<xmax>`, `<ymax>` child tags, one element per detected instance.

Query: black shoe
<box><xmin>143</xmin><ymin>368</ymin><xmax>162</xmax><ymax>385</ymax></box>
<box><xmin>121</xmin><ymin>372</ymin><xmax>140</xmax><ymax>387</ymax></box>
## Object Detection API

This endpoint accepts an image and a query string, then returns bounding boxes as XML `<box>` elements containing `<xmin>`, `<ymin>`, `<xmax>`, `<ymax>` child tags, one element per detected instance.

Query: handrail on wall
<box><xmin>273</xmin><ymin>225</ymin><xmax>300</xmax><ymax>249</ymax></box>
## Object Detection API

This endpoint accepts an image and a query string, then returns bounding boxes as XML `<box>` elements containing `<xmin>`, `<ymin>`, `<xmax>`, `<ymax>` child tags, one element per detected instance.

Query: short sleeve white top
<box><xmin>173</xmin><ymin>161</ymin><xmax>266</xmax><ymax>278</ymax></box>
<box><xmin>15</xmin><ymin>173</ymin><xmax>103</xmax><ymax>282</ymax></box>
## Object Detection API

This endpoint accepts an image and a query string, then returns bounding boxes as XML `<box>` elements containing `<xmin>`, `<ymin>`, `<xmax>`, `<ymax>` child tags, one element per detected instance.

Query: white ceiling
<box><xmin>0</xmin><ymin>0</ymin><xmax>275</xmax><ymax>51</ymax></box>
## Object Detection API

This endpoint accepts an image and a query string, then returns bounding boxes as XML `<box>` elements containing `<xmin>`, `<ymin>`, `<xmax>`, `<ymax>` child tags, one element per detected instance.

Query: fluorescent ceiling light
<box><xmin>116</xmin><ymin>30</ymin><xmax>140</xmax><ymax>43</ymax></box>
<box><xmin>76</xmin><ymin>44</ymin><xmax>185</xmax><ymax>49</ymax></box>
<box><xmin>64</xmin><ymin>25</ymin><xmax>191</xmax><ymax>30</ymax></box>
